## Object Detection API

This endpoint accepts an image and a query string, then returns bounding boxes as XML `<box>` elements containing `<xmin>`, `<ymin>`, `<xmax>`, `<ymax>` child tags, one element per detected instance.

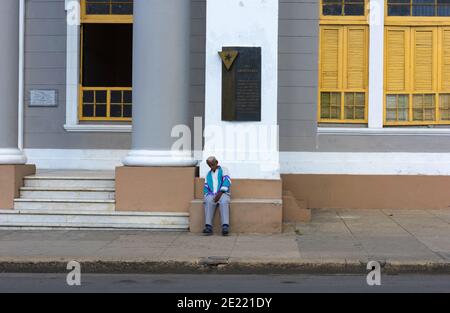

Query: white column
<box><xmin>202</xmin><ymin>0</ymin><xmax>280</xmax><ymax>179</ymax></box>
<box><xmin>0</xmin><ymin>0</ymin><xmax>26</xmax><ymax>164</ymax></box>
<box><xmin>123</xmin><ymin>0</ymin><xmax>197</xmax><ymax>167</ymax></box>
<box><xmin>368</xmin><ymin>0</ymin><xmax>385</xmax><ymax>128</ymax></box>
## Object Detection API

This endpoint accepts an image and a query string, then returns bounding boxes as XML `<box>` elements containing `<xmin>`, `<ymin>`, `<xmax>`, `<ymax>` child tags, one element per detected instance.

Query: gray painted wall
<box><xmin>24</xmin><ymin>0</ymin><xmax>206</xmax><ymax>150</ymax></box>
<box><xmin>278</xmin><ymin>0</ymin><xmax>319</xmax><ymax>152</ymax></box>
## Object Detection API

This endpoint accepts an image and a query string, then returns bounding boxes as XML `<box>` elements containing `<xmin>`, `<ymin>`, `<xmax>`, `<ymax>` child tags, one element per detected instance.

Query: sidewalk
<box><xmin>0</xmin><ymin>209</ymin><xmax>449</xmax><ymax>274</ymax></box>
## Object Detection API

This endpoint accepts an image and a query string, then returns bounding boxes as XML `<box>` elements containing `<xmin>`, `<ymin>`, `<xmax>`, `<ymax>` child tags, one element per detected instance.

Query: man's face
<box><xmin>207</xmin><ymin>160</ymin><xmax>219</xmax><ymax>172</ymax></box>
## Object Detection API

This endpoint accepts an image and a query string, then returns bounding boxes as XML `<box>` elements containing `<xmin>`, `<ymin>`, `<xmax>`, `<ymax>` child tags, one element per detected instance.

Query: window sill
<box><xmin>64</xmin><ymin>124</ymin><xmax>132</xmax><ymax>133</ymax></box>
<box><xmin>318</xmin><ymin>127</ymin><xmax>450</xmax><ymax>136</ymax></box>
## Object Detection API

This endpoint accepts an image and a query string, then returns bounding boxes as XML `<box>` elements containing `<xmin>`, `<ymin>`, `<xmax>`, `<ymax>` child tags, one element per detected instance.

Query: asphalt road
<box><xmin>0</xmin><ymin>273</ymin><xmax>448</xmax><ymax>293</ymax></box>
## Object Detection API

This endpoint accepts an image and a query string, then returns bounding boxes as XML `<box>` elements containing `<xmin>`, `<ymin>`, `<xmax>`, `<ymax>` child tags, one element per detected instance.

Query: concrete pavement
<box><xmin>0</xmin><ymin>209</ymin><xmax>449</xmax><ymax>274</ymax></box>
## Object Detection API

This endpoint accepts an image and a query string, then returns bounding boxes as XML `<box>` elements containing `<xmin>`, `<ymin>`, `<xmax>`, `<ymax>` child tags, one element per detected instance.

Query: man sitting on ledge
<box><xmin>203</xmin><ymin>156</ymin><xmax>231</xmax><ymax>236</ymax></box>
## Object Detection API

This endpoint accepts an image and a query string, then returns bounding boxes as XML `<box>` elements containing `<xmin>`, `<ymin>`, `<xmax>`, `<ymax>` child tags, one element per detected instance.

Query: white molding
<box><xmin>65</xmin><ymin>0</ymin><xmax>80</xmax><ymax>129</ymax></box>
<box><xmin>281</xmin><ymin>152</ymin><xmax>450</xmax><ymax>175</ymax></box>
<box><xmin>0</xmin><ymin>148</ymin><xmax>27</xmax><ymax>165</ymax></box>
<box><xmin>318</xmin><ymin>127</ymin><xmax>450</xmax><ymax>136</ymax></box>
<box><xmin>122</xmin><ymin>150</ymin><xmax>198</xmax><ymax>167</ymax></box>
<box><xmin>18</xmin><ymin>0</ymin><xmax>25</xmax><ymax>150</ymax></box>
<box><xmin>25</xmin><ymin>149</ymin><xmax>128</xmax><ymax>170</ymax></box>
<box><xmin>63</xmin><ymin>124</ymin><xmax>132</xmax><ymax>132</ymax></box>
<box><xmin>368</xmin><ymin>0</ymin><xmax>384</xmax><ymax>129</ymax></box>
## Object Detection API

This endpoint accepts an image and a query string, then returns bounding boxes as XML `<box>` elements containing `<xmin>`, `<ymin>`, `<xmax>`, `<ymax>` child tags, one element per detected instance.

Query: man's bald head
<box><xmin>206</xmin><ymin>156</ymin><xmax>219</xmax><ymax>171</ymax></box>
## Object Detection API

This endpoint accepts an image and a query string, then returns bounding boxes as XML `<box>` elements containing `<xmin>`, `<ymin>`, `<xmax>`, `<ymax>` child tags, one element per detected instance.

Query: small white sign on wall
<box><xmin>29</xmin><ymin>89</ymin><xmax>58</xmax><ymax>107</ymax></box>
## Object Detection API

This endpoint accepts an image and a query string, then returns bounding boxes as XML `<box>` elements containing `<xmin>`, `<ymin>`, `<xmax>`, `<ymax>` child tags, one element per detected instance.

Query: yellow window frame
<box><xmin>78</xmin><ymin>86</ymin><xmax>132</xmax><ymax>122</ymax></box>
<box><xmin>384</xmin><ymin>26</ymin><xmax>450</xmax><ymax>125</ymax></box>
<box><xmin>81</xmin><ymin>0</ymin><xmax>133</xmax><ymax>24</ymax></box>
<box><xmin>79</xmin><ymin>2</ymin><xmax>133</xmax><ymax>122</ymax></box>
<box><xmin>385</xmin><ymin>0</ymin><xmax>450</xmax><ymax>26</ymax></box>
<box><xmin>320</xmin><ymin>0</ymin><xmax>369</xmax><ymax>25</ymax></box>
<box><xmin>318</xmin><ymin>25</ymin><xmax>369</xmax><ymax>123</ymax></box>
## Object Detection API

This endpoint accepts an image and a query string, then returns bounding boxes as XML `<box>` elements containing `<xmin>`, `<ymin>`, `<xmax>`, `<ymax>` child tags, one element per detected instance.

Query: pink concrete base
<box><xmin>282</xmin><ymin>174</ymin><xmax>450</xmax><ymax>210</ymax></box>
<box><xmin>189</xmin><ymin>199</ymin><xmax>283</xmax><ymax>234</ymax></box>
<box><xmin>0</xmin><ymin>164</ymin><xmax>36</xmax><ymax>209</ymax></box>
<box><xmin>115</xmin><ymin>166</ymin><xmax>196</xmax><ymax>212</ymax></box>
<box><xmin>282</xmin><ymin>190</ymin><xmax>311</xmax><ymax>223</ymax></box>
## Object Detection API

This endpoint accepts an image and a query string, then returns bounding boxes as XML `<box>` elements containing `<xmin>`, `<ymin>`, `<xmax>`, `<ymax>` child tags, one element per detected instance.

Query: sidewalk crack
<box><xmin>335</xmin><ymin>210</ymin><xmax>371</xmax><ymax>259</ymax></box>
<box><xmin>380</xmin><ymin>209</ymin><xmax>446</xmax><ymax>261</ymax></box>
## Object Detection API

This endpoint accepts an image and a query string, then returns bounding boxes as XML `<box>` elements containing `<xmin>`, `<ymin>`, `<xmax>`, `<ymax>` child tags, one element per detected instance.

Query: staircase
<box><xmin>0</xmin><ymin>171</ymin><xmax>189</xmax><ymax>230</ymax></box>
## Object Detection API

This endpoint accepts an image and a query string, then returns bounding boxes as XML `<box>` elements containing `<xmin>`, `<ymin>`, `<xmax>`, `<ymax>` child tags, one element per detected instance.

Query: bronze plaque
<box><xmin>220</xmin><ymin>47</ymin><xmax>261</xmax><ymax>121</ymax></box>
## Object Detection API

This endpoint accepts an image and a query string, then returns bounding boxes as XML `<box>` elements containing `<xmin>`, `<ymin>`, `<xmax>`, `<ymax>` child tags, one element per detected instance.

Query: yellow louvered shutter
<box><xmin>320</xmin><ymin>27</ymin><xmax>341</xmax><ymax>89</ymax></box>
<box><xmin>413</xmin><ymin>29</ymin><xmax>436</xmax><ymax>91</ymax></box>
<box><xmin>346</xmin><ymin>27</ymin><xmax>367</xmax><ymax>89</ymax></box>
<box><xmin>441</xmin><ymin>28</ymin><xmax>450</xmax><ymax>91</ymax></box>
<box><xmin>386</xmin><ymin>28</ymin><xmax>408</xmax><ymax>92</ymax></box>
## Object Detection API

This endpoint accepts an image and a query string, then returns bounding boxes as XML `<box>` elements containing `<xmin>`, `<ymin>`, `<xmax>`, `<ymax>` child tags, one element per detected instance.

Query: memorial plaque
<box><xmin>29</xmin><ymin>89</ymin><xmax>58</xmax><ymax>107</ymax></box>
<box><xmin>220</xmin><ymin>47</ymin><xmax>261</xmax><ymax>121</ymax></box>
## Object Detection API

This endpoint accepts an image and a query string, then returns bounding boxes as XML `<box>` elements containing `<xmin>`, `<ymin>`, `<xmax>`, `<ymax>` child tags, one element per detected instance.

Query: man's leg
<box><xmin>204</xmin><ymin>195</ymin><xmax>216</xmax><ymax>227</ymax></box>
<box><xmin>218</xmin><ymin>194</ymin><xmax>230</xmax><ymax>227</ymax></box>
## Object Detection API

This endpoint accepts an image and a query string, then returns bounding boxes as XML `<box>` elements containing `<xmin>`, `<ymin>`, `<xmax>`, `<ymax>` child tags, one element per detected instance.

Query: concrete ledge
<box><xmin>0</xmin><ymin>164</ymin><xmax>36</xmax><ymax>209</ymax></box>
<box><xmin>282</xmin><ymin>174</ymin><xmax>450</xmax><ymax>210</ymax></box>
<box><xmin>189</xmin><ymin>199</ymin><xmax>282</xmax><ymax>234</ymax></box>
<box><xmin>115</xmin><ymin>166</ymin><xmax>196</xmax><ymax>212</ymax></box>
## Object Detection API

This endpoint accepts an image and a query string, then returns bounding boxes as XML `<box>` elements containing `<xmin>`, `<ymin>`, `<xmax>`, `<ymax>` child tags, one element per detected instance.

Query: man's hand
<box><xmin>214</xmin><ymin>191</ymin><xmax>223</xmax><ymax>203</ymax></box>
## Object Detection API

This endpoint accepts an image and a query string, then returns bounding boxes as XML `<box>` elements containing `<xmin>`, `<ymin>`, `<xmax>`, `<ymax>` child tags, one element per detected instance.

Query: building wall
<box><xmin>24</xmin><ymin>0</ymin><xmax>206</xmax><ymax>150</ymax></box>
<box><xmin>277</xmin><ymin>0</ymin><xmax>450</xmax><ymax>153</ymax></box>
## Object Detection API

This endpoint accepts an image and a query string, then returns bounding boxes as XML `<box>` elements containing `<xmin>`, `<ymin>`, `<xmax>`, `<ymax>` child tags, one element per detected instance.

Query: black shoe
<box><xmin>222</xmin><ymin>224</ymin><xmax>229</xmax><ymax>236</ymax></box>
<box><xmin>202</xmin><ymin>225</ymin><xmax>213</xmax><ymax>236</ymax></box>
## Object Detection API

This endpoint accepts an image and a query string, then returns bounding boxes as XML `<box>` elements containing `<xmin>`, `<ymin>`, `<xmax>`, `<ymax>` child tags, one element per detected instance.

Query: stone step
<box><xmin>0</xmin><ymin>210</ymin><xmax>189</xmax><ymax>230</ymax></box>
<box><xmin>189</xmin><ymin>198</ymin><xmax>283</xmax><ymax>234</ymax></box>
<box><xmin>24</xmin><ymin>177</ymin><xmax>115</xmax><ymax>188</ymax></box>
<box><xmin>14</xmin><ymin>199</ymin><xmax>115</xmax><ymax>212</ymax></box>
<box><xmin>19</xmin><ymin>187</ymin><xmax>115</xmax><ymax>200</ymax></box>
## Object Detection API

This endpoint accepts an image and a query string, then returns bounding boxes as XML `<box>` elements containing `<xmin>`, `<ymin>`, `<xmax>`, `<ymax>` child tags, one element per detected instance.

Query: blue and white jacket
<box><xmin>204</xmin><ymin>166</ymin><xmax>231</xmax><ymax>196</ymax></box>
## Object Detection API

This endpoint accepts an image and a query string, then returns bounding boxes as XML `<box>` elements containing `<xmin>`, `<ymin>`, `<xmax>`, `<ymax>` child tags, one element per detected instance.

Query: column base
<box><xmin>122</xmin><ymin>150</ymin><xmax>198</xmax><ymax>167</ymax></box>
<box><xmin>0</xmin><ymin>164</ymin><xmax>36</xmax><ymax>209</ymax></box>
<box><xmin>0</xmin><ymin>148</ymin><xmax>27</xmax><ymax>165</ymax></box>
<box><xmin>115</xmin><ymin>166</ymin><xmax>197</xmax><ymax>212</ymax></box>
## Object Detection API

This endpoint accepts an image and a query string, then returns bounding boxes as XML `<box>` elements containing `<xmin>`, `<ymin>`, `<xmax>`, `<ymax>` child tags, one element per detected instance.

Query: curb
<box><xmin>0</xmin><ymin>259</ymin><xmax>449</xmax><ymax>274</ymax></box>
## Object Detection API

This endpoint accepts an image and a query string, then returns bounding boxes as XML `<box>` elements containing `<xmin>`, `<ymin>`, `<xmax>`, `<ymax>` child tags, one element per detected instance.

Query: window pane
<box><xmin>110</xmin><ymin>104</ymin><xmax>122</xmax><ymax>117</ymax></box>
<box><xmin>388</xmin><ymin>5</ymin><xmax>411</xmax><ymax>15</ymax></box>
<box><xmin>95</xmin><ymin>90</ymin><xmax>107</xmax><ymax>104</ymax></box>
<box><xmin>321</xmin><ymin>92</ymin><xmax>341</xmax><ymax>119</ymax></box>
<box><xmin>123</xmin><ymin>105</ymin><xmax>132</xmax><ymax>118</ymax></box>
<box><xmin>83</xmin><ymin>90</ymin><xmax>94</xmax><ymax>103</ymax></box>
<box><xmin>123</xmin><ymin>90</ymin><xmax>132</xmax><ymax>104</ymax></box>
<box><xmin>86</xmin><ymin>0</ymin><xmax>133</xmax><ymax>15</ymax></box>
<box><xmin>386</xmin><ymin>95</ymin><xmax>409</xmax><ymax>121</ymax></box>
<box><xmin>112</xmin><ymin>3</ymin><xmax>133</xmax><ymax>15</ymax></box>
<box><xmin>439</xmin><ymin>94</ymin><xmax>450</xmax><ymax>120</ymax></box>
<box><xmin>83</xmin><ymin>104</ymin><xmax>94</xmax><ymax>117</ymax></box>
<box><xmin>413</xmin><ymin>94</ymin><xmax>435</xmax><ymax>121</ymax></box>
<box><xmin>323</xmin><ymin>4</ymin><xmax>343</xmax><ymax>15</ymax></box>
<box><xmin>111</xmin><ymin>91</ymin><xmax>122</xmax><ymax>104</ymax></box>
<box><xmin>95</xmin><ymin>104</ymin><xmax>107</xmax><ymax>117</ymax></box>
<box><xmin>344</xmin><ymin>92</ymin><xmax>365</xmax><ymax>120</ymax></box>
<box><xmin>344</xmin><ymin>4</ymin><xmax>365</xmax><ymax>15</ymax></box>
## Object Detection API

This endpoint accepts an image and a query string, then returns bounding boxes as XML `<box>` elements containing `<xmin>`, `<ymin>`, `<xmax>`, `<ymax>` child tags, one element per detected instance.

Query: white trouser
<box><xmin>204</xmin><ymin>193</ymin><xmax>230</xmax><ymax>226</ymax></box>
